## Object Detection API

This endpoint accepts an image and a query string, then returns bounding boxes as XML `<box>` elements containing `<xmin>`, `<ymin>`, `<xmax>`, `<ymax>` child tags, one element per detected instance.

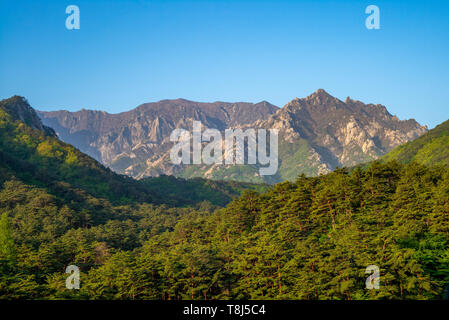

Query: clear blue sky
<box><xmin>1</xmin><ymin>0</ymin><xmax>448</xmax><ymax>128</ymax></box>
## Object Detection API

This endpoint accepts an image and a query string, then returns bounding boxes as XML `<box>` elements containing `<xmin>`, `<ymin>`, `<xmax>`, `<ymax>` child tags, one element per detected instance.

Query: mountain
<box><xmin>382</xmin><ymin>119</ymin><xmax>449</xmax><ymax>166</ymax></box>
<box><xmin>38</xmin><ymin>99</ymin><xmax>278</xmax><ymax>179</ymax></box>
<box><xmin>2</xmin><ymin>96</ymin><xmax>449</xmax><ymax>301</ymax></box>
<box><xmin>37</xmin><ymin>90</ymin><xmax>427</xmax><ymax>183</ymax></box>
<box><xmin>257</xmin><ymin>89</ymin><xmax>427</xmax><ymax>181</ymax></box>
<box><xmin>0</xmin><ymin>96</ymin><xmax>265</xmax><ymax>208</ymax></box>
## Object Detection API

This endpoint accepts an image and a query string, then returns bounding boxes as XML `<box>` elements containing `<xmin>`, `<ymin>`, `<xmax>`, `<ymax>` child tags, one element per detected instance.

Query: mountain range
<box><xmin>0</xmin><ymin>96</ymin><xmax>264</xmax><ymax>208</ymax></box>
<box><xmin>1</xmin><ymin>94</ymin><xmax>449</xmax><ymax>300</ymax></box>
<box><xmin>38</xmin><ymin>90</ymin><xmax>427</xmax><ymax>183</ymax></box>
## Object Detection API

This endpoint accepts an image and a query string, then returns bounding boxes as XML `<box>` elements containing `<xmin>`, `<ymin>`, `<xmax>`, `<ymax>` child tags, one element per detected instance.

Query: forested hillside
<box><xmin>383</xmin><ymin>119</ymin><xmax>449</xmax><ymax>167</ymax></box>
<box><xmin>1</xmin><ymin>96</ymin><xmax>449</xmax><ymax>300</ymax></box>
<box><xmin>2</xmin><ymin>160</ymin><xmax>449</xmax><ymax>299</ymax></box>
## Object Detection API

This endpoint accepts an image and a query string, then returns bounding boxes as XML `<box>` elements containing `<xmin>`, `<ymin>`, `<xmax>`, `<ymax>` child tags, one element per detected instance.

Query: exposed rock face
<box><xmin>382</xmin><ymin>118</ymin><xmax>449</xmax><ymax>167</ymax></box>
<box><xmin>258</xmin><ymin>89</ymin><xmax>427</xmax><ymax>179</ymax></box>
<box><xmin>38</xmin><ymin>99</ymin><xmax>278</xmax><ymax>178</ymax></box>
<box><xmin>38</xmin><ymin>90</ymin><xmax>427</xmax><ymax>182</ymax></box>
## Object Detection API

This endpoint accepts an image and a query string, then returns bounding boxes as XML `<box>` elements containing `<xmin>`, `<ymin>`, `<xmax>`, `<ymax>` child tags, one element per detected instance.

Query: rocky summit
<box><xmin>37</xmin><ymin>90</ymin><xmax>427</xmax><ymax>183</ymax></box>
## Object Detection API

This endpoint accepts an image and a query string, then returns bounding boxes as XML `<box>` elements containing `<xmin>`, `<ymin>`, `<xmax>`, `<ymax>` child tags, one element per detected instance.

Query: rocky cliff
<box><xmin>38</xmin><ymin>90</ymin><xmax>427</xmax><ymax>183</ymax></box>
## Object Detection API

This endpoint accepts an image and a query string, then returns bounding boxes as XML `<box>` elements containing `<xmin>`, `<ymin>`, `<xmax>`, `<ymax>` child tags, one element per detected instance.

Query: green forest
<box><xmin>1</xmin><ymin>96</ymin><xmax>449</xmax><ymax>300</ymax></box>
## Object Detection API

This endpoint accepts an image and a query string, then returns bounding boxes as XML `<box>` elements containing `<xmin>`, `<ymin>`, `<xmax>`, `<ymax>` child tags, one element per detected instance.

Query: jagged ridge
<box><xmin>37</xmin><ymin>90</ymin><xmax>427</xmax><ymax>183</ymax></box>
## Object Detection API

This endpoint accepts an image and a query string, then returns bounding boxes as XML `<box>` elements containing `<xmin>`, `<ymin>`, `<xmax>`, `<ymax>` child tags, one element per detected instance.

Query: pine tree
<box><xmin>0</xmin><ymin>212</ymin><xmax>15</xmax><ymax>262</ymax></box>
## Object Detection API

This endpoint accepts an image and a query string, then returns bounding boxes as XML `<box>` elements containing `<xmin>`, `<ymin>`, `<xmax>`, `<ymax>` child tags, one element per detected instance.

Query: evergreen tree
<box><xmin>0</xmin><ymin>212</ymin><xmax>15</xmax><ymax>262</ymax></box>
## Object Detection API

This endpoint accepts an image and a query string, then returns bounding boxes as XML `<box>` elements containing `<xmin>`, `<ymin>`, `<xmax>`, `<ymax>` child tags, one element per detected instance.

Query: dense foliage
<box><xmin>1</xmin><ymin>160</ymin><xmax>449</xmax><ymax>299</ymax></box>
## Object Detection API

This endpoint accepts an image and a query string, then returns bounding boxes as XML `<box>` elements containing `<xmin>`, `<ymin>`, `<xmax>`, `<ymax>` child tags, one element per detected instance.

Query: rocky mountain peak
<box><xmin>304</xmin><ymin>89</ymin><xmax>340</xmax><ymax>104</ymax></box>
<box><xmin>309</xmin><ymin>88</ymin><xmax>331</xmax><ymax>97</ymax></box>
<box><xmin>36</xmin><ymin>91</ymin><xmax>428</xmax><ymax>183</ymax></box>
<box><xmin>283</xmin><ymin>90</ymin><xmax>345</xmax><ymax>114</ymax></box>
<box><xmin>0</xmin><ymin>96</ymin><xmax>55</xmax><ymax>136</ymax></box>
<box><xmin>256</xmin><ymin>90</ymin><xmax>428</xmax><ymax>179</ymax></box>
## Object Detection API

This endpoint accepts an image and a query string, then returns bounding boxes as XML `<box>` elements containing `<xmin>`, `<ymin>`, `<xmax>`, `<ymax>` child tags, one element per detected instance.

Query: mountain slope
<box><xmin>0</xmin><ymin>96</ymin><xmax>157</xmax><ymax>205</ymax></box>
<box><xmin>382</xmin><ymin>119</ymin><xmax>449</xmax><ymax>166</ymax></box>
<box><xmin>38</xmin><ymin>99</ymin><xmax>278</xmax><ymax>178</ymax></box>
<box><xmin>0</xmin><ymin>96</ymin><xmax>265</xmax><ymax>207</ymax></box>
<box><xmin>37</xmin><ymin>90</ymin><xmax>427</xmax><ymax>183</ymax></box>
<box><xmin>258</xmin><ymin>89</ymin><xmax>427</xmax><ymax>181</ymax></box>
